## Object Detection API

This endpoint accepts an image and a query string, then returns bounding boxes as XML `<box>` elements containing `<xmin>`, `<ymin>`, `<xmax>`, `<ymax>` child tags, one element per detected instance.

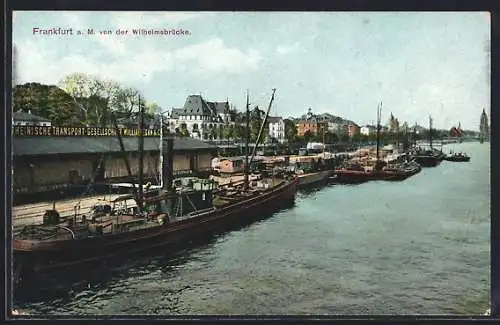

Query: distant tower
<box><xmin>479</xmin><ymin>108</ymin><xmax>490</xmax><ymax>142</ymax></box>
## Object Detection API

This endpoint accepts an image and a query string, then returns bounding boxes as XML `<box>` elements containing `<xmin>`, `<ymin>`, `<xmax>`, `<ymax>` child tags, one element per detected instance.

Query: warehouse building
<box><xmin>13</xmin><ymin>126</ymin><xmax>217</xmax><ymax>200</ymax></box>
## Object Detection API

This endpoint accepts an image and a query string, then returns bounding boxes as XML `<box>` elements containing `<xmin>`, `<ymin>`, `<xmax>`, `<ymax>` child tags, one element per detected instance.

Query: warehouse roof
<box><xmin>13</xmin><ymin>136</ymin><xmax>216</xmax><ymax>156</ymax></box>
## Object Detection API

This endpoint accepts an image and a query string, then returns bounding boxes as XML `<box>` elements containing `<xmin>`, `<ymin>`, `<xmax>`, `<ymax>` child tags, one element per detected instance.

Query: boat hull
<box><xmin>296</xmin><ymin>170</ymin><xmax>332</xmax><ymax>188</ymax></box>
<box><xmin>414</xmin><ymin>155</ymin><xmax>441</xmax><ymax>167</ymax></box>
<box><xmin>13</xmin><ymin>178</ymin><xmax>298</xmax><ymax>277</ymax></box>
<box><xmin>334</xmin><ymin>170</ymin><xmax>370</xmax><ymax>184</ymax></box>
<box><xmin>444</xmin><ymin>157</ymin><xmax>470</xmax><ymax>162</ymax></box>
<box><xmin>334</xmin><ymin>165</ymin><xmax>420</xmax><ymax>183</ymax></box>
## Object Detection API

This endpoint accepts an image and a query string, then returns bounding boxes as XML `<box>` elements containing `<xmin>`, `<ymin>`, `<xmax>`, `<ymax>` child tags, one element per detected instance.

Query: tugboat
<box><xmin>444</xmin><ymin>151</ymin><xmax>471</xmax><ymax>162</ymax></box>
<box><xmin>13</xmin><ymin>89</ymin><xmax>298</xmax><ymax>282</ymax></box>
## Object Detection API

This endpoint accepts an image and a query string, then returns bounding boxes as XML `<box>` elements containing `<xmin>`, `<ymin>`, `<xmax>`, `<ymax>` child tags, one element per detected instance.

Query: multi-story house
<box><xmin>167</xmin><ymin>95</ymin><xmax>233</xmax><ymax>140</ymax></box>
<box><xmin>347</xmin><ymin>123</ymin><xmax>360</xmax><ymax>137</ymax></box>
<box><xmin>360</xmin><ymin>125</ymin><xmax>377</xmax><ymax>136</ymax></box>
<box><xmin>327</xmin><ymin>121</ymin><xmax>349</xmax><ymax>136</ymax></box>
<box><xmin>297</xmin><ymin>108</ymin><xmax>327</xmax><ymax>136</ymax></box>
<box><xmin>267</xmin><ymin>116</ymin><xmax>285</xmax><ymax>143</ymax></box>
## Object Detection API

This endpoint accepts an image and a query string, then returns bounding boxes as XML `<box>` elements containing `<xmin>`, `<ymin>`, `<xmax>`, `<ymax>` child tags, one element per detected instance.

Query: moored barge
<box><xmin>14</xmin><ymin>172</ymin><xmax>297</xmax><ymax>275</ymax></box>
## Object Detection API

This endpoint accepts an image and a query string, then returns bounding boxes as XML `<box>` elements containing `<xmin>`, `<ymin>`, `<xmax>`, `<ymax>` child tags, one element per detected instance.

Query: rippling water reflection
<box><xmin>14</xmin><ymin>143</ymin><xmax>490</xmax><ymax>315</ymax></box>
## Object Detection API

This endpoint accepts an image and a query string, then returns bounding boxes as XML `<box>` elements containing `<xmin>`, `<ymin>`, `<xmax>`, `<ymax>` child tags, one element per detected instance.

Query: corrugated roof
<box><xmin>13</xmin><ymin>136</ymin><xmax>216</xmax><ymax>156</ymax></box>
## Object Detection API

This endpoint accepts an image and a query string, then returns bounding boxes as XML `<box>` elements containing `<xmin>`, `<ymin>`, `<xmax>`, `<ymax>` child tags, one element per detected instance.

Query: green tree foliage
<box><xmin>13</xmin><ymin>82</ymin><xmax>82</xmax><ymax>126</ymax></box>
<box><xmin>284</xmin><ymin>119</ymin><xmax>297</xmax><ymax>143</ymax></box>
<box><xmin>340</xmin><ymin>133</ymin><xmax>350</xmax><ymax>143</ymax></box>
<box><xmin>179</xmin><ymin>123</ymin><xmax>189</xmax><ymax>137</ymax></box>
<box><xmin>303</xmin><ymin>130</ymin><xmax>313</xmax><ymax>143</ymax></box>
<box><xmin>145</xmin><ymin>102</ymin><xmax>162</xmax><ymax>116</ymax></box>
<box><xmin>223</xmin><ymin>124</ymin><xmax>235</xmax><ymax>140</ymax></box>
<box><xmin>209</xmin><ymin>126</ymin><xmax>218</xmax><ymax>140</ymax></box>
<box><xmin>323</xmin><ymin>131</ymin><xmax>338</xmax><ymax>143</ymax></box>
<box><xmin>58</xmin><ymin>73</ymin><xmax>152</xmax><ymax>126</ymax></box>
<box><xmin>218</xmin><ymin>125</ymin><xmax>225</xmax><ymax>140</ymax></box>
<box><xmin>234</xmin><ymin>124</ymin><xmax>246</xmax><ymax>141</ymax></box>
<box><xmin>248</xmin><ymin>106</ymin><xmax>270</xmax><ymax>143</ymax></box>
<box><xmin>13</xmin><ymin>73</ymin><xmax>163</xmax><ymax>128</ymax></box>
<box><xmin>112</xmin><ymin>86</ymin><xmax>145</xmax><ymax>121</ymax></box>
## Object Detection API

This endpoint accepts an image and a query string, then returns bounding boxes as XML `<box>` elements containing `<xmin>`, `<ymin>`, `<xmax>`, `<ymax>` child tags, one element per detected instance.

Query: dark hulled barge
<box><xmin>14</xmin><ymin>169</ymin><xmax>297</xmax><ymax>275</ymax></box>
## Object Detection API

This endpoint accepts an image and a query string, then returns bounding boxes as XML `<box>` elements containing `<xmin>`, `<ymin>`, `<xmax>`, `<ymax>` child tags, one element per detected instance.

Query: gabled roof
<box><xmin>14</xmin><ymin>136</ymin><xmax>216</xmax><ymax>156</ymax></box>
<box><xmin>207</xmin><ymin>101</ymin><xmax>229</xmax><ymax>115</ymax></box>
<box><xmin>181</xmin><ymin>95</ymin><xmax>213</xmax><ymax>116</ymax></box>
<box><xmin>13</xmin><ymin>111</ymin><xmax>51</xmax><ymax>122</ymax></box>
<box><xmin>267</xmin><ymin>116</ymin><xmax>283</xmax><ymax>123</ymax></box>
<box><xmin>170</xmin><ymin>108</ymin><xmax>183</xmax><ymax>119</ymax></box>
<box><xmin>298</xmin><ymin>117</ymin><xmax>322</xmax><ymax>124</ymax></box>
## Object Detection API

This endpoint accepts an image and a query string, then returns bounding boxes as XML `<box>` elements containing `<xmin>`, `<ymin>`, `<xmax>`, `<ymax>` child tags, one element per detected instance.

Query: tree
<box><xmin>59</xmin><ymin>73</ymin><xmax>148</xmax><ymax>127</ymax></box>
<box><xmin>324</xmin><ymin>131</ymin><xmax>338</xmax><ymax>143</ymax></box>
<box><xmin>249</xmin><ymin>106</ymin><xmax>270</xmax><ymax>143</ymax></box>
<box><xmin>218</xmin><ymin>124</ymin><xmax>225</xmax><ymax>140</ymax></box>
<box><xmin>222</xmin><ymin>123</ymin><xmax>235</xmax><ymax>141</ymax></box>
<box><xmin>93</xmin><ymin>79</ymin><xmax>121</xmax><ymax>126</ymax></box>
<box><xmin>145</xmin><ymin>102</ymin><xmax>161</xmax><ymax>116</ymax></box>
<box><xmin>284</xmin><ymin>119</ymin><xmax>297</xmax><ymax>143</ymax></box>
<box><xmin>13</xmin><ymin>82</ymin><xmax>82</xmax><ymax>126</ymax></box>
<box><xmin>209</xmin><ymin>126</ymin><xmax>217</xmax><ymax>140</ymax></box>
<box><xmin>191</xmin><ymin>124</ymin><xmax>201</xmax><ymax>138</ymax></box>
<box><xmin>58</xmin><ymin>73</ymin><xmax>101</xmax><ymax>125</ymax></box>
<box><xmin>112</xmin><ymin>86</ymin><xmax>144</xmax><ymax>121</ymax></box>
<box><xmin>340</xmin><ymin>134</ymin><xmax>350</xmax><ymax>143</ymax></box>
<box><xmin>179</xmin><ymin>123</ymin><xmax>189</xmax><ymax>137</ymax></box>
<box><xmin>303</xmin><ymin>130</ymin><xmax>312</xmax><ymax>143</ymax></box>
<box><xmin>234</xmin><ymin>124</ymin><xmax>246</xmax><ymax>141</ymax></box>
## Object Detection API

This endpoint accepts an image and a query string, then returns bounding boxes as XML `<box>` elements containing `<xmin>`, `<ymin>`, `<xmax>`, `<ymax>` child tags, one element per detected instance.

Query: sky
<box><xmin>12</xmin><ymin>11</ymin><xmax>490</xmax><ymax>130</ymax></box>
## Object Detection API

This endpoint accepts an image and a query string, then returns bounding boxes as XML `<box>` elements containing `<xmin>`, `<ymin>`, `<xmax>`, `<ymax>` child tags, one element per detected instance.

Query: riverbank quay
<box><xmin>11</xmin><ymin>142</ymin><xmax>473</xmax><ymax>229</ymax></box>
<box><xmin>12</xmin><ymin>194</ymin><xmax>131</xmax><ymax>229</ymax></box>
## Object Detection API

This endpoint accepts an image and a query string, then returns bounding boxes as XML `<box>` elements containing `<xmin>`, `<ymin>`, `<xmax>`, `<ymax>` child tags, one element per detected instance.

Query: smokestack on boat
<box><xmin>162</xmin><ymin>137</ymin><xmax>174</xmax><ymax>192</ymax></box>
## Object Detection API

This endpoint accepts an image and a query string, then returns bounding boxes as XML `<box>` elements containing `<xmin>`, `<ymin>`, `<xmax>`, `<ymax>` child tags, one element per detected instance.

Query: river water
<box><xmin>14</xmin><ymin>142</ymin><xmax>490</xmax><ymax>316</ymax></box>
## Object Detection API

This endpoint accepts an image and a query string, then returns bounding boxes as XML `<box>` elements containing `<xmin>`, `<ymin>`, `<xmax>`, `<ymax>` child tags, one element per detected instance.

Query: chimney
<box><xmin>162</xmin><ymin>137</ymin><xmax>174</xmax><ymax>192</ymax></box>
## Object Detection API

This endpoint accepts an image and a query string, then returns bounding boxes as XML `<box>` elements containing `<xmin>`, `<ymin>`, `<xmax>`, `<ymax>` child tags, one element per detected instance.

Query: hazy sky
<box><xmin>13</xmin><ymin>11</ymin><xmax>490</xmax><ymax>130</ymax></box>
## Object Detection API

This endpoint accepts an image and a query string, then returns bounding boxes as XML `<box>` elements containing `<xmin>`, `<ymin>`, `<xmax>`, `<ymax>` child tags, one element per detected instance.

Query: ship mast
<box><xmin>249</xmin><ymin>88</ymin><xmax>276</xmax><ymax>166</ymax></box>
<box><xmin>138</xmin><ymin>95</ymin><xmax>145</xmax><ymax>211</ymax></box>
<box><xmin>429</xmin><ymin>114</ymin><xmax>433</xmax><ymax>149</ymax></box>
<box><xmin>322</xmin><ymin>125</ymin><xmax>326</xmax><ymax>154</ymax></box>
<box><xmin>111</xmin><ymin>113</ymin><xmax>140</xmax><ymax>207</ymax></box>
<box><xmin>244</xmin><ymin>90</ymin><xmax>250</xmax><ymax>190</ymax></box>
<box><xmin>159</xmin><ymin>113</ymin><xmax>163</xmax><ymax>188</ymax></box>
<box><xmin>376</xmin><ymin>101</ymin><xmax>382</xmax><ymax>168</ymax></box>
